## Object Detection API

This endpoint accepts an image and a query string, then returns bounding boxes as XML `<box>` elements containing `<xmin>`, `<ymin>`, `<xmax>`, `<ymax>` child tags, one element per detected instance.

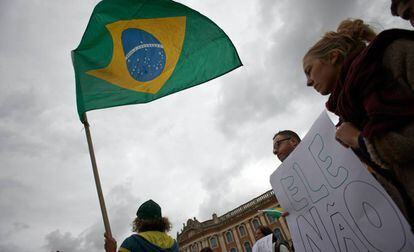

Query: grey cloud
<box><xmin>0</xmin><ymin>180</ymin><xmax>32</xmax><ymax>251</ymax></box>
<box><xmin>44</xmin><ymin>230</ymin><xmax>85</xmax><ymax>252</ymax></box>
<box><xmin>0</xmin><ymin>243</ymin><xmax>29</xmax><ymax>252</ymax></box>
<box><xmin>43</xmin><ymin>183</ymin><xmax>138</xmax><ymax>252</ymax></box>
<box><xmin>0</xmin><ymin>221</ymin><xmax>31</xmax><ymax>239</ymax></box>
<box><xmin>12</xmin><ymin>222</ymin><xmax>30</xmax><ymax>232</ymax></box>
<box><xmin>43</xmin><ymin>223</ymin><xmax>103</xmax><ymax>251</ymax></box>
<box><xmin>214</xmin><ymin>0</ymin><xmax>370</xmax><ymax>137</ymax></box>
<box><xmin>0</xmin><ymin>179</ymin><xmax>31</xmax><ymax>221</ymax></box>
<box><xmin>196</xmin><ymin>142</ymin><xmax>266</xmax><ymax>219</ymax></box>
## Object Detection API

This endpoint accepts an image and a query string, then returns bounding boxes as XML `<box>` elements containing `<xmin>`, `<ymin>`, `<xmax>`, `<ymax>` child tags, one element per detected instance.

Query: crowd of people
<box><xmin>103</xmin><ymin>0</ymin><xmax>414</xmax><ymax>251</ymax></box>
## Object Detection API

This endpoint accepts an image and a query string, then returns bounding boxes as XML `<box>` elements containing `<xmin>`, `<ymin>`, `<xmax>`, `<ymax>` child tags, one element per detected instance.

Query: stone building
<box><xmin>177</xmin><ymin>190</ymin><xmax>291</xmax><ymax>252</ymax></box>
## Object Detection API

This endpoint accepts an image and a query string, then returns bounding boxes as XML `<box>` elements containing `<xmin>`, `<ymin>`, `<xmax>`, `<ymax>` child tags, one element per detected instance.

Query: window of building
<box><xmin>252</xmin><ymin>218</ymin><xmax>261</xmax><ymax>230</ymax></box>
<box><xmin>273</xmin><ymin>228</ymin><xmax>283</xmax><ymax>241</ymax></box>
<box><xmin>225</xmin><ymin>230</ymin><xmax>234</xmax><ymax>243</ymax></box>
<box><xmin>191</xmin><ymin>243</ymin><xmax>198</xmax><ymax>252</ymax></box>
<box><xmin>266</xmin><ymin>213</ymin><xmax>276</xmax><ymax>223</ymax></box>
<box><xmin>209</xmin><ymin>236</ymin><xmax>218</xmax><ymax>248</ymax></box>
<box><xmin>230</xmin><ymin>248</ymin><xmax>238</xmax><ymax>252</ymax></box>
<box><xmin>244</xmin><ymin>241</ymin><xmax>252</xmax><ymax>252</ymax></box>
<box><xmin>238</xmin><ymin>224</ymin><xmax>247</xmax><ymax>237</ymax></box>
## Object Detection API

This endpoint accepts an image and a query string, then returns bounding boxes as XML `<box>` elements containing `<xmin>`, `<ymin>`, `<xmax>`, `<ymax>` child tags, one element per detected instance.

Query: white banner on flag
<box><xmin>270</xmin><ymin>110</ymin><xmax>414</xmax><ymax>252</ymax></box>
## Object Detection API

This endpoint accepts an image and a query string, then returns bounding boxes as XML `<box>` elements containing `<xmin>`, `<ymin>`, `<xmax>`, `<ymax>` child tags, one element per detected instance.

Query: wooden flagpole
<box><xmin>82</xmin><ymin>113</ymin><xmax>112</xmax><ymax>238</ymax></box>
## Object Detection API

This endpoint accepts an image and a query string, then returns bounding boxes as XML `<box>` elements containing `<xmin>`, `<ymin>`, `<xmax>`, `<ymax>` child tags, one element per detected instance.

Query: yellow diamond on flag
<box><xmin>87</xmin><ymin>17</ymin><xmax>186</xmax><ymax>94</ymax></box>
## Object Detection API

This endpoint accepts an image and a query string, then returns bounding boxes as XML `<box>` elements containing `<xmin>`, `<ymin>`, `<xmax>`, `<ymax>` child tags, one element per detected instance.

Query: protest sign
<box><xmin>252</xmin><ymin>234</ymin><xmax>273</xmax><ymax>252</ymax></box>
<box><xmin>270</xmin><ymin>111</ymin><xmax>414</xmax><ymax>252</ymax></box>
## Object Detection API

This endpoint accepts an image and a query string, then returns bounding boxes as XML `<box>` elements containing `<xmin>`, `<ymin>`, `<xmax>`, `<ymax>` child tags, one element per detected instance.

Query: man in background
<box><xmin>272</xmin><ymin>130</ymin><xmax>301</xmax><ymax>162</ymax></box>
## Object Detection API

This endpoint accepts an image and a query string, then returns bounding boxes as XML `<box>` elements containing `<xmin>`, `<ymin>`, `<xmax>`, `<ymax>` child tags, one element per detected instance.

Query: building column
<box><xmin>258</xmin><ymin>214</ymin><xmax>267</xmax><ymax>227</ymax></box>
<box><xmin>245</xmin><ymin>219</ymin><xmax>256</xmax><ymax>245</ymax></box>
<box><xmin>202</xmin><ymin>238</ymin><xmax>208</xmax><ymax>248</ymax></box>
<box><xmin>218</xmin><ymin>233</ymin><xmax>228</xmax><ymax>252</ymax></box>
<box><xmin>262</xmin><ymin>212</ymin><xmax>270</xmax><ymax>225</ymax></box>
<box><xmin>278</xmin><ymin>218</ymin><xmax>291</xmax><ymax>240</ymax></box>
<box><xmin>232</xmin><ymin>226</ymin><xmax>243</xmax><ymax>252</ymax></box>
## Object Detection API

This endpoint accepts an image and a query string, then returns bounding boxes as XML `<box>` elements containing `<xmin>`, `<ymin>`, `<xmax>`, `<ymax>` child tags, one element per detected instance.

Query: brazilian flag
<box><xmin>72</xmin><ymin>0</ymin><xmax>242</xmax><ymax>122</ymax></box>
<box><xmin>261</xmin><ymin>207</ymin><xmax>285</xmax><ymax>219</ymax></box>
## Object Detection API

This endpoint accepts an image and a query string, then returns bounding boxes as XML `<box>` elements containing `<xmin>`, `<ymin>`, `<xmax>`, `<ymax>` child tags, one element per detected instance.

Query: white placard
<box><xmin>270</xmin><ymin>111</ymin><xmax>414</xmax><ymax>252</ymax></box>
<box><xmin>252</xmin><ymin>234</ymin><xmax>273</xmax><ymax>252</ymax></box>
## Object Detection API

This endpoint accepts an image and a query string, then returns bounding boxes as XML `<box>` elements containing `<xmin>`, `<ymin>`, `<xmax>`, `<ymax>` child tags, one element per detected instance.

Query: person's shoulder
<box><xmin>118</xmin><ymin>247</ymin><xmax>131</xmax><ymax>252</ymax></box>
<box><xmin>385</xmin><ymin>38</ymin><xmax>414</xmax><ymax>56</ymax></box>
<box><xmin>122</xmin><ymin>234</ymin><xmax>139</xmax><ymax>242</ymax></box>
<box><xmin>380</xmin><ymin>29</ymin><xmax>414</xmax><ymax>58</ymax></box>
<box><xmin>119</xmin><ymin>234</ymin><xmax>139</xmax><ymax>252</ymax></box>
<box><xmin>373</xmin><ymin>29</ymin><xmax>414</xmax><ymax>59</ymax></box>
<box><xmin>382</xmin><ymin>37</ymin><xmax>414</xmax><ymax>90</ymax></box>
<box><xmin>278</xmin><ymin>243</ymin><xmax>290</xmax><ymax>252</ymax></box>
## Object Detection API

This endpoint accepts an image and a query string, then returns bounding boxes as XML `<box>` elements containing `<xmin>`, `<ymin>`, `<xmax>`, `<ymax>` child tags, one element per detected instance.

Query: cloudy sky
<box><xmin>0</xmin><ymin>0</ymin><xmax>411</xmax><ymax>251</ymax></box>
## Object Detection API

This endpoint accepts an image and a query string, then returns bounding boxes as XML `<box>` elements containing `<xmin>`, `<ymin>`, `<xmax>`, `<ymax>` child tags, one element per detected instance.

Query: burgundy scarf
<box><xmin>326</xmin><ymin>29</ymin><xmax>414</xmax><ymax>139</ymax></box>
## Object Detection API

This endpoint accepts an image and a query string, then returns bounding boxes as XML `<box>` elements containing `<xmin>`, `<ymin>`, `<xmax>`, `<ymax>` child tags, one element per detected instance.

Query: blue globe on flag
<box><xmin>122</xmin><ymin>28</ymin><xmax>166</xmax><ymax>82</ymax></box>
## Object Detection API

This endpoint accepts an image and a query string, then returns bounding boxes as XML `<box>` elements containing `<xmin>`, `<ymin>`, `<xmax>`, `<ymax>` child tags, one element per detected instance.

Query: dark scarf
<box><xmin>326</xmin><ymin>29</ymin><xmax>414</xmax><ymax>139</ymax></box>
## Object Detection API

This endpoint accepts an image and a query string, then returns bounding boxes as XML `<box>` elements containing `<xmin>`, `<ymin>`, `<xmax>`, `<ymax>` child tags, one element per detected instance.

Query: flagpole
<box><xmin>83</xmin><ymin>113</ymin><xmax>112</xmax><ymax>238</ymax></box>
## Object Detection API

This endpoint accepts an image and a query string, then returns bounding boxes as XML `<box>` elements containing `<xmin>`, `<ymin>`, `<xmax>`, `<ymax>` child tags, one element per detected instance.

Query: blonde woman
<box><xmin>303</xmin><ymin>19</ymin><xmax>414</xmax><ymax>228</ymax></box>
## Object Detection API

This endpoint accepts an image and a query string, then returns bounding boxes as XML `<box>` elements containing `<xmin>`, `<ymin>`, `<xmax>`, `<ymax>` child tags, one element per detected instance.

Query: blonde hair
<box><xmin>304</xmin><ymin>19</ymin><xmax>376</xmax><ymax>63</ymax></box>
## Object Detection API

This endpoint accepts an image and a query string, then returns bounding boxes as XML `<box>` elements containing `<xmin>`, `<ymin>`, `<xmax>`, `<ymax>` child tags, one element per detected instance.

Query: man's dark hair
<box><xmin>390</xmin><ymin>0</ymin><xmax>401</xmax><ymax>16</ymax></box>
<box><xmin>200</xmin><ymin>248</ymin><xmax>213</xmax><ymax>252</ymax></box>
<box><xmin>273</xmin><ymin>130</ymin><xmax>301</xmax><ymax>142</ymax></box>
<box><xmin>257</xmin><ymin>225</ymin><xmax>273</xmax><ymax>237</ymax></box>
<box><xmin>132</xmin><ymin>217</ymin><xmax>172</xmax><ymax>232</ymax></box>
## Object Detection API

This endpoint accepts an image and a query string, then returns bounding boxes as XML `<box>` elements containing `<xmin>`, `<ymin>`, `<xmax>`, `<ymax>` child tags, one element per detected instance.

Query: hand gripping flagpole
<box><xmin>82</xmin><ymin>113</ymin><xmax>112</xmax><ymax>238</ymax></box>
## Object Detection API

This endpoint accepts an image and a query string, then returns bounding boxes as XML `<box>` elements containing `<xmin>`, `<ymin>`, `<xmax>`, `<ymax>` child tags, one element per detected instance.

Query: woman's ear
<box><xmin>330</xmin><ymin>51</ymin><xmax>341</xmax><ymax>65</ymax></box>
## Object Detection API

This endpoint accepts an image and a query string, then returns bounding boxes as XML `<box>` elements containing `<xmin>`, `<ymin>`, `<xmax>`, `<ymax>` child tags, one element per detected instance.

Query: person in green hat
<box><xmin>104</xmin><ymin>199</ymin><xmax>179</xmax><ymax>252</ymax></box>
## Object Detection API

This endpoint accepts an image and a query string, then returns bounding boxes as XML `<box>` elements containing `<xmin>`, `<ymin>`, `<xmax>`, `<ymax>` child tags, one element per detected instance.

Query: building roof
<box><xmin>177</xmin><ymin>189</ymin><xmax>278</xmax><ymax>243</ymax></box>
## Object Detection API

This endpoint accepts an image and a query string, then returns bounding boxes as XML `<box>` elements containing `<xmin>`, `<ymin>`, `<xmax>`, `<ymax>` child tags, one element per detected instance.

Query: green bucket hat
<box><xmin>136</xmin><ymin>199</ymin><xmax>162</xmax><ymax>220</ymax></box>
